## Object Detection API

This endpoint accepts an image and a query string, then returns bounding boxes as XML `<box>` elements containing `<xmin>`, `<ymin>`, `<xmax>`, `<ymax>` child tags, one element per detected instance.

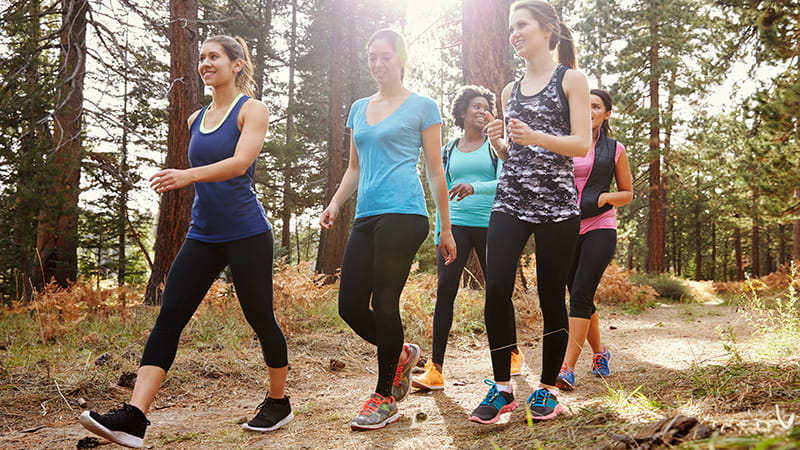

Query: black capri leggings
<box><xmin>484</xmin><ymin>211</ymin><xmax>579</xmax><ymax>385</ymax></box>
<box><xmin>567</xmin><ymin>229</ymin><xmax>616</xmax><ymax>319</ymax></box>
<box><xmin>432</xmin><ymin>225</ymin><xmax>518</xmax><ymax>366</ymax></box>
<box><xmin>140</xmin><ymin>231</ymin><xmax>287</xmax><ymax>371</ymax></box>
<box><xmin>338</xmin><ymin>214</ymin><xmax>428</xmax><ymax>398</ymax></box>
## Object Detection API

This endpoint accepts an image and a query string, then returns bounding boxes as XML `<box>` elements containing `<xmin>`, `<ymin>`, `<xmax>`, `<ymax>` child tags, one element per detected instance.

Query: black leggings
<box><xmin>432</xmin><ymin>225</ymin><xmax>518</xmax><ymax>366</ymax></box>
<box><xmin>567</xmin><ymin>229</ymin><xmax>616</xmax><ymax>319</ymax></box>
<box><xmin>140</xmin><ymin>231</ymin><xmax>287</xmax><ymax>371</ymax></box>
<box><xmin>484</xmin><ymin>212</ymin><xmax>579</xmax><ymax>384</ymax></box>
<box><xmin>338</xmin><ymin>214</ymin><xmax>428</xmax><ymax>398</ymax></box>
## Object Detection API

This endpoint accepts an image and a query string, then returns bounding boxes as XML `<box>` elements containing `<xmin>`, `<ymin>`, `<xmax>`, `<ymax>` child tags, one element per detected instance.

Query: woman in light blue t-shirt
<box><xmin>319</xmin><ymin>29</ymin><xmax>456</xmax><ymax>431</ymax></box>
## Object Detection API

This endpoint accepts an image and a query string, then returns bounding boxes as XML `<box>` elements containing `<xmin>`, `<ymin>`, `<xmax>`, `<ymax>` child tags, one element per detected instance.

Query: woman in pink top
<box><xmin>556</xmin><ymin>89</ymin><xmax>632</xmax><ymax>390</ymax></box>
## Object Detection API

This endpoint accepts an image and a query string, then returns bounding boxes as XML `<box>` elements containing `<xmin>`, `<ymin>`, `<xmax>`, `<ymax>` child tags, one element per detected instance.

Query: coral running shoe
<box><xmin>469</xmin><ymin>380</ymin><xmax>518</xmax><ymax>424</ymax></box>
<box><xmin>392</xmin><ymin>343</ymin><xmax>420</xmax><ymax>401</ymax></box>
<box><xmin>350</xmin><ymin>393</ymin><xmax>399</xmax><ymax>431</ymax></box>
<box><xmin>526</xmin><ymin>388</ymin><xmax>563</xmax><ymax>421</ymax></box>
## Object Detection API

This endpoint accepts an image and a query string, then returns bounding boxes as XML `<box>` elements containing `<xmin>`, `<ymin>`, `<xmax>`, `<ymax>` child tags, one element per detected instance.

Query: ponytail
<box><xmin>510</xmin><ymin>0</ymin><xmax>577</xmax><ymax>69</ymax></box>
<box><xmin>202</xmin><ymin>35</ymin><xmax>256</xmax><ymax>97</ymax></box>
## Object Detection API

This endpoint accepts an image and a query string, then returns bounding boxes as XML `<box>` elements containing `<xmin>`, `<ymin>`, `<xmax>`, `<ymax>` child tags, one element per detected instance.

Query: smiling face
<box><xmin>367</xmin><ymin>38</ymin><xmax>404</xmax><ymax>85</ymax></box>
<box><xmin>590</xmin><ymin>94</ymin><xmax>612</xmax><ymax>132</ymax></box>
<box><xmin>198</xmin><ymin>41</ymin><xmax>242</xmax><ymax>88</ymax></box>
<box><xmin>508</xmin><ymin>8</ymin><xmax>552</xmax><ymax>59</ymax></box>
<box><xmin>462</xmin><ymin>96</ymin><xmax>491</xmax><ymax>132</ymax></box>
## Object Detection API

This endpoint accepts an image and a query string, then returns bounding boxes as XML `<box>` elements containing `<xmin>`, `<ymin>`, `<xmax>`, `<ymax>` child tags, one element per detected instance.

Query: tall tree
<box><xmin>33</xmin><ymin>0</ymin><xmax>89</xmax><ymax>288</ymax></box>
<box><xmin>460</xmin><ymin>0</ymin><xmax>512</xmax><ymax>286</ymax></box>
<box><xmin>144</xmin><ymin>0</ymin><xmax>200</xmax><ymax>304</ymax></box>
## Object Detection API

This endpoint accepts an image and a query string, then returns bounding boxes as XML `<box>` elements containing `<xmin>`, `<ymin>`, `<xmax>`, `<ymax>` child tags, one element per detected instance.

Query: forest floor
<box><xmin>1</xmin><ymin>295</ymin><xmax>799</xmax><ymax>449</ymax></box>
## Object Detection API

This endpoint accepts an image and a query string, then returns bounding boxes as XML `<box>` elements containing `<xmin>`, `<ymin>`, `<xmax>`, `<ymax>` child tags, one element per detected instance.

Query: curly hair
<box><xmin>451</xmin><ymin>85</ymin><xmax>496</xmax><ymax>130</ymax></box>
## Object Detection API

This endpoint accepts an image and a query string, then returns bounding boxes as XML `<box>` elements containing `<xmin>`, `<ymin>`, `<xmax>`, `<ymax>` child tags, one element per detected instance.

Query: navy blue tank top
<box><xmin>186</xmin><ymin>94</ymin><xmax>271</xmax><ymax>243</ymax></box>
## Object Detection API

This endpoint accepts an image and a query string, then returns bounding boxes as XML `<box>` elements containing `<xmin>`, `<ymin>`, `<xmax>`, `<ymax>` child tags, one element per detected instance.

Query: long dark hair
<box><xmin>510</xmin><ymin>0</ymin><xmax>577</xmax><ymax>69</ymax></box>
<box><xmin>367</xmin><ymin>29</ymin><xmax>408</xmax><ymax>81</ymax></box>
<box><xmin>590</xmin><ymin>88</ymin><xmax>613</xmax><ymax>135</ymax></box>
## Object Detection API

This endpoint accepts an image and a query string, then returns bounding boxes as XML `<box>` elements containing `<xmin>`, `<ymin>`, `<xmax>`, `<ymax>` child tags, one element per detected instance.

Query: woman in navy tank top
<box><xmin>469</xmin><ymin>0</ymin><xmax>591</xmax><ymax>425</ymax></box>
<box><xmin>79</xmin><ymin>35</ymin><xmax>292</xmax><ymax>448</ymax></box>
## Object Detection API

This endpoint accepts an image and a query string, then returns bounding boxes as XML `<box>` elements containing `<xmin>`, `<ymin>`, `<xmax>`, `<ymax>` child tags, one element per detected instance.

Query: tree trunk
<box><xmin>777</xmin><ymin>223</ymin><xmax>785</xmax><ymax>267</ymax></box>
<box><xmin>734</xmin><ymin>224</ymin><xmax>744</xmax><ymax>281</ymax></box>
<box><xmin>34</xmin><ymin>0</ymin><xmax>88</xmax><ymax>288</ymax></box>
<box><xmin>694</xmin><ymin>201</ymin><xmax>701</xmax><ymax>280</ymax></box>
<box><xmin>751</xmin><ymin>190</ymin><xmax>760</xmax><ymax>277</ymax></box>
<box><xmin>143</xmin><ymin>0</ymin><xmax>199</xmax><ymax>305</ymax></box>
<box><xmin>710</xmin><ymin>221</ymin><xmax>716</xmax><ymax>280</ymax></box>
<box><xmin>461</xmin><ymin>0</ymin><xmax>512</xmax><ymax>288</ymax></box>
<box><xmin>315</xmin><ymin>0</ymin><xmax>353</xmax><ymax>277</ymax></box>
<box><xmin>645</xmin><ymin>15</ymin><xmax>664</xmax><ymax>273</ymax></box>
<box><xmin>794</xmin><ymin>189</ymin><xmax>800</xmax><ymax>262</ymax></box>
<box><xmin>281</xmin><ymin>0</ymin><xmax>297</xmax><ymax>262</ymax></box>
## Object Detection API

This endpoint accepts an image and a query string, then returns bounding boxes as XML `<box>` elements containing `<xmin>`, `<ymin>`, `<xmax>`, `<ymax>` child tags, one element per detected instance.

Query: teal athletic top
<box><xmin>346</xmin><ymin>93</ymin><xmax>442</xmax><ymax>219</ymax></box>
<box><xmin>434</xmin><ymin>138</ymin><xmax>501</xmax><ymax>244</ymax></box>
<box><xmin>186</xmin><ymin>94</ymin><xmax>271</xmax><ymax>243</ymax></box>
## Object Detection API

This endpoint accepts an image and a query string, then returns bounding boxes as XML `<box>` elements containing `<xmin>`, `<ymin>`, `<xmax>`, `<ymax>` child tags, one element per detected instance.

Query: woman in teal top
<box><xmin>319</xmin><ymin>29</ymin><xmax>456</xmax><ymax>431</ymax></box>
<box><xmin>413</xmin><ymin>86</ymin><xmax>523</xmax><ymax>391</ymax></box>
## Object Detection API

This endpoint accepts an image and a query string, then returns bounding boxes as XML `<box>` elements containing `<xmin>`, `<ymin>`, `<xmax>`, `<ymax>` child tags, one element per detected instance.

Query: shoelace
<box><xmin>359</xmin><ymin>396</ymin><xmax>383</xmax><ymax>415</ymax></box>
<box><xmin>480</xmin><ymin>380</ymin><xmax>500</xmax><ymax>405</ymax></box>
<box><xmin>393</xmin><ymin>353</ymin><xmax>409</xmax><ymax>385</ymax></box>
<box><xmin>592</xmin><ymin>353</ymin><xmax>608</xmax><ymax>371</ymax></box>
<box><xmin>529</xmin><ymin>389</ymin><xmax>549</xmax><ymax>407</ymax></box>
<box><xmin>255</xmin><ymin>398</ymin><xmax>274</xmax><ymax>416</ymax></box>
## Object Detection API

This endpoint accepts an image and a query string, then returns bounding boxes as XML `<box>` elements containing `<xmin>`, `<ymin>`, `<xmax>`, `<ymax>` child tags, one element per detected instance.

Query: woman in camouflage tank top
<box><xmin>468</xmin><ymin>0</ymin><xmax>592</xmax><ymax>425</ymax></box>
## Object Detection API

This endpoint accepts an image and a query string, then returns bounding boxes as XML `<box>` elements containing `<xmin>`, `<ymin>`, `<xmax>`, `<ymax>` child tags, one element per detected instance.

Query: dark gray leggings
<box><xmin>338</xmin><ymin>214</ymin><xmax>428</xmax><ymax>397</ymax></box>
<box><xmin>140</xmin><ymin>231</ymin><xmax>287</xmax><ymax>371</ymax></box>
<box><xmin>484</xmin><ymin>212</ymin><xmax>579</xmax><ymax>385</ymax></box>
<box><xmin>567</xmin><ymin>229</ymin><xmax>616</xmax><ymax>319</ymax></box>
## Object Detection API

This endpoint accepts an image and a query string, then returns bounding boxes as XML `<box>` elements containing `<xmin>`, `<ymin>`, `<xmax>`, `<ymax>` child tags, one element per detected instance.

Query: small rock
<box><xmin>77</xmin><ymin>436</ymin><xmax>101</xmax><ymax>448</ymax></box>
<box><xmin>329</xmin><ymin>359</ymin><xmax>346</xmax><ymax>371</ymax></box>
<box><xmin>77</xmin><ymin>397</ymin><xmax>88</xmax><ymax>408</ymax></box>
<box><xmin>416</xmin><ymin>411</ymin><xmax>428</xmax><ymax>421</ymax></box>
<box><xmin>609</xmin><ymin>325</ymin><xmax>618</xmax><ymax>330</ymax></box>
<box><xmin>94</xmin><ymin>352</ymin><xmax>112</xmax><ymax>366</ymax></box>
<box><xmin>118</xmin><ymin>371</ymin><xmax>137</xmax><ymax>388</ymax></box>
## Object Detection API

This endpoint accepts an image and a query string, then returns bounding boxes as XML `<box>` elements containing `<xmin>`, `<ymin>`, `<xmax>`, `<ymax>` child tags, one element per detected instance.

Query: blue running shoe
<box><xmin>590</xmin><ymin>347</ymin><xmax>611</xmax><ymax>377</ymax></box>
<box><xmin>555</xmin><ymin>365</ymin><xmax>575</xmax><ymax>391</ymax></box>
<box><xmin>469</xmin><ymin>380</ymin><xmax>518</xmax><ymax>424</ymax></box>
<box><xmin>526</xmin><ymin>388</ymin><xmax>563</xmax><ymax>421</ymax></box>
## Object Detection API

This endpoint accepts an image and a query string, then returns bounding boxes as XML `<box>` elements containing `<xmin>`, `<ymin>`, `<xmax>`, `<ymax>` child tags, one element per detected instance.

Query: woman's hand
<box><xmin>506</xmin><ymin>118</ymin><xmax>539</xmax><ymax>147</ymax></box>
<box><xmin>149</xmin><ymin>169</ymin><xmax>194</xmax><ymax>193</ymax></box>
<box><xmin>438</xmin><ymin>229</ymin><xmax>457</xmax><ymax>265</ymax></box>
<box><xmin>449</xmin><ymin>183</ymin><xmax>474</xmax><ymax>201</ymax></box>
<box><xmin>319</xmin><ymin>203</ymin><xmax>339</xmax><ymax>230</ymax></box>
<box><xmin>598</xmin><ymin>193</ymin><xmax>608</xmax><ymax>207</ymax></box>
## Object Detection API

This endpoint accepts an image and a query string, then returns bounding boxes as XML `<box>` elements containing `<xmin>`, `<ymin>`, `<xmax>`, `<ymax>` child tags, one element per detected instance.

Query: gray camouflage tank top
<box><xmin>492</xmin><ymin>65</ymin><xmax>579</xmax><ymax>223</ymax></box>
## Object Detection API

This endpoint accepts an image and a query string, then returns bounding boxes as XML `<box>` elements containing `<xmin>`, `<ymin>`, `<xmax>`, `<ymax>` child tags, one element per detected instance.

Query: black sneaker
<box><xmin>242</xmin><ymin>395</ymin><xmax>294</xmax><ymax>432</ymax></box>
<box><xmin>78</xmin><ymin>403</ymin><xmax>150</xmax><ymax>449</ymax></box>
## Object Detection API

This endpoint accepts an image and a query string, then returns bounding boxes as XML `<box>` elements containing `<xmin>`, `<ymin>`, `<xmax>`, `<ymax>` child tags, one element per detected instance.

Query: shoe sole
<box><xmin>350</xmin><ymin>413</ymin><xmax>400</xmax><ymax>431</ymax></box>
<box><xmin>555</xmin><ymin>378</ymin><xmax>575</xmax><ymax>391</ymax></box>
<box><xmin>394</xmin><ymin>344</ymin><xmax>421</xmax><ymax>402</ymax></box>
<box><xmin>510</xmin><ymin>371</ymin><xmax>522</xmax><ymax>377</ymax></box>
<box><xmin>411</xmin><ymin>378</ymin><xmax>444</xmax><ymax>390</ymax></box>
<box><xmin>78</xmin><ymin>411</ymin><xmax>144</xmax><ymax>449</ymax></box>
<box><xmin>529</xmin><ymin>403</ymin><xmax>563</xmax><ymax>421</ymax></box>
<box><xmin>468</xmin><ymin>401</ymin><xmax>519</xmax><ymax>424</ymax></box>
<box><xmin>242</xmin><ymin>412</ymin><xmax>294</xmax><ymax>432</ymax></box>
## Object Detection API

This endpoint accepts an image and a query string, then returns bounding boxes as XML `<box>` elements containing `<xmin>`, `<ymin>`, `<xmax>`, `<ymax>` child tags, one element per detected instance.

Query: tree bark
<box><xmin>751</xmin><ymin>189</ymin><xmax>760</xmax><ymax>277</ymax></box>
<box><xmin>34</xmin><ymin>0</ymin><xmax>89</xmax><ymax>288</ymax></box>
<box><xmin>281</xmin><ymin>0</ymin><xmax>297</xmax><ymax>262</ymax></box>
<box><xmin>461</xmin><ymin>0</ymin><xmax>512</xmax><ymax>288</ymax></box>
<box><xmin>734</xmin><ymin>223</ymin><xmax>744</xmax><ymax>281</ymax></box>
<box><xmin>143</xmin><ymin>0</ymin><xmax>199</xmax><ymax>304</ymax></box>
<box><xmin>645</xmin><ymin>15</ymin><xmax>664</xmax><ymax>273</ymax></box>
<box><xmin>315</xmin><ymin>0</ymin><xmax>353</xmax><ymax>277</ymax></box>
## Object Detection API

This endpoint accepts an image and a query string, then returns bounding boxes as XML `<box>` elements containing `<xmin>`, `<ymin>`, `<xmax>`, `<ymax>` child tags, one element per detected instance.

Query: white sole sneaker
<box><xmin>79</xmin><ymin>411</ymin><xmax>144</xmax><ymax>449</ymax></box>
<box><xmin>242</xmin><ymin>412</ymin><xmax>294</xmax><ymax>432</ymax></box>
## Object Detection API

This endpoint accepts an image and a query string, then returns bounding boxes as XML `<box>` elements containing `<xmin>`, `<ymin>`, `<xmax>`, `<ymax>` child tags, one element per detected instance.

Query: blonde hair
<box><xmin>202</xmin><ymin>35</ymin><xmax>255</xmax><ymax>97</ymax></box>
<box><xmin>510</xmin><ymin>0</ymin><xmax>577</xmax><ymax>69</ymax></box>
<box><xmin>367</xmin><ymin>29</ymin><xmax>408</xmax><ymax>81</ymax></box>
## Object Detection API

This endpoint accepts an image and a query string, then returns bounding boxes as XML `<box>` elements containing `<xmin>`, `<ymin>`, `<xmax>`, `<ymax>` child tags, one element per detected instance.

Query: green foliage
<box><xmin>742</xmin><ymin>262</ymin><xmax>800</xmax><ymax>358</ymax></box>
<box><xmin>631</xmin><ymin>272</ymin><xmax>693</xmax><ymax>301</ymax></box>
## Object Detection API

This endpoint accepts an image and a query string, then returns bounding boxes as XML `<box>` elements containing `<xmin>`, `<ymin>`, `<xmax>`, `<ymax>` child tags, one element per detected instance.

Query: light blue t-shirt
<box><xmin>347</xmin><ymin>93</ymin><xmax>442</xmax><ymax>219</ymax></box>
<box><xmin>434</xmin><ymin>138</ymin><xmax>501</xmax><ymax>244</ymax></box>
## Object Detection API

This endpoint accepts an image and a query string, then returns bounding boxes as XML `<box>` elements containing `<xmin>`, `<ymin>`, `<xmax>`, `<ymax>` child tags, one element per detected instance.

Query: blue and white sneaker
<box><xmin>555</xmin><ymin>365</ymin><xmax>575</xmax><ymax>391</ymax></box>
<box><xmin>590</xmin><ymin>347</ymin><xmax>611</xmax><ymax>377</ymax></box>
<box><xmin>526</xmin><ymin>388</ymin><xmax>563</xmax><ymax>421</ymax></box>
<box><xmin>469</xmin><ymin>380</ymin><xmax>518</xmax><ymax>424</ymax></box>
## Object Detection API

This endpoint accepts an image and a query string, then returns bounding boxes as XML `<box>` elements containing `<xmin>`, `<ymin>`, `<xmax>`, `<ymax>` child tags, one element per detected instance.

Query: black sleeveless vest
<box><xmin>580</xmin><ymin>130</ymin><xmax>616</xmax><ymax>219</ymax></box>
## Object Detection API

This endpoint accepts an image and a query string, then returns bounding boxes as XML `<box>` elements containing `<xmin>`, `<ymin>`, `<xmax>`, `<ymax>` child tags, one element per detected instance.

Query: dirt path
<box><xmin>0</xmin><ymin>302</ymin><xmax>763</xmax><ymax>449</ymax></box>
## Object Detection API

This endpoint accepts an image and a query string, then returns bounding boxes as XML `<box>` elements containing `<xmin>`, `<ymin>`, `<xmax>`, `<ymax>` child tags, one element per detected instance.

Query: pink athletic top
<box><xmin>573</xmin><ymin>141</ymin><xmax>625</xmax><ymax>235</ymax></box>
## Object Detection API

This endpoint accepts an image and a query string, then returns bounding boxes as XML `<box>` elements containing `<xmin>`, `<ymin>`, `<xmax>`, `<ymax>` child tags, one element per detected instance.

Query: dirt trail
<box><xmin>0</xmin><ymin>302</ymin><xmax>761</xmax><ymax>449</ymax></box>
